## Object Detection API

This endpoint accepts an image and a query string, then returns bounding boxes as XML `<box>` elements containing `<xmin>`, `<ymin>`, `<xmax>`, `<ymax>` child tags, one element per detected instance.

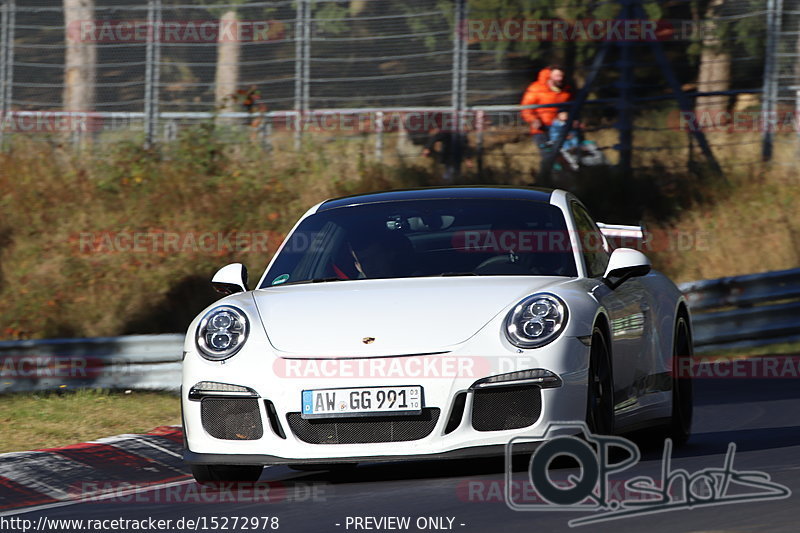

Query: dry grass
<box><xmin>0</xmin><ymin>131</ymin><xmax>435</xmax><ymax>340</ymax></box>
<box><xmin>648</xmin><ymin>164</ymin><xmax>800</xmax><ymax>283</ymax></box>
<box><xmin>0</xmin><ymin>118</ymin><xmax>798</xmax><ymax>340</ymax></box>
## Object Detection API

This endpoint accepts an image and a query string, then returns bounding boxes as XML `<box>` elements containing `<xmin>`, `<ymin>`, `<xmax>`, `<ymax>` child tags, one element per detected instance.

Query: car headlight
<box><xmin>504</xmin><ymin>294</ymin><xmax>568</xmax><ymax>348</ymax></box>
<box><xmin>196</xmin><ymin>306</ymin><xmax>249</xmax><ymax>360</ymax></box>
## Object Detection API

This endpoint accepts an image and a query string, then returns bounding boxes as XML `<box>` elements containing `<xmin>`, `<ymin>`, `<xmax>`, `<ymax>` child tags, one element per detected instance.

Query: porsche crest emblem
<box><xmin>362</xmin><ymin>337</ymin><xmax>376</xmax><ymax>344</ymax></box>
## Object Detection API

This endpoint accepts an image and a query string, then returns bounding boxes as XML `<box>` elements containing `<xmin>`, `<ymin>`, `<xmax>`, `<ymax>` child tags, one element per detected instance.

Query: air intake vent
<box><xmin>264</xmin><ymin>400</ymin><xmax>286</xmax><ymax>439</ymax></box>
<box><xmin>444</xmin><ymin>393</ymin><xmax>467</xmax><ymax>434</ymax></box>
<box><xmin>201</xmin><ymin>398</ymin><xmax>263</xmax><ymax>440</ymax></box>
<box><xmin>286</xmin><ymin>409</ymin><xmax>440</xmax><ymax>444</ymax></box>
<box><xmin>471</xmin><ymin>386</ymin><xmax>542</xmax><ymax>432</ymax></box>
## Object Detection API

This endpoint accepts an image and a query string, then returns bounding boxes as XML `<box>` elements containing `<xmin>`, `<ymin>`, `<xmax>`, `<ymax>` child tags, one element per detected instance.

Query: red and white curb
<box><xmin>0</xmin><ymin>426</ymin><xmax>190</xmax><ymax>515</ymax></box>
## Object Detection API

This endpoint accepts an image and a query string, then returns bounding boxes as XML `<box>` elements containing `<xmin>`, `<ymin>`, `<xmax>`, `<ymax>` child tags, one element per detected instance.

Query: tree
<box><xmin>63</xmin><ymin>0</ymin><xmax>96</xmax><ymax>115</ymax></box>
<box><xmin>692</xmin><ymin>0</ymin><xmax>765</xmax><ymax>113</ymax></box>
<box><xmin>695</xmin><ymin>0</ymin><xmax>730</xmax><ymax>112</ymax></box>
<box><xmin>215</xmin><ymin>8</ymin><xmax>241</xmax><ymax>122</ymax></box>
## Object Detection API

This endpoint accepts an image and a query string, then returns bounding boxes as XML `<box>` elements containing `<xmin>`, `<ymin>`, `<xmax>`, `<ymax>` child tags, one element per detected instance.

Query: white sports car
<box><xmin>182</xmin><ymin>187</ymin><xmax>693</xmax><ymax>482</ymax></box>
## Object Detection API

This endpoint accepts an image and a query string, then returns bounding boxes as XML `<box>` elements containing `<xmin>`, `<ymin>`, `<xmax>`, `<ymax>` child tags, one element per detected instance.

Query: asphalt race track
<box><xmin>12</xmin><ymin>376</ymin><xmax>800</xmax><ymax>533</ymax></box>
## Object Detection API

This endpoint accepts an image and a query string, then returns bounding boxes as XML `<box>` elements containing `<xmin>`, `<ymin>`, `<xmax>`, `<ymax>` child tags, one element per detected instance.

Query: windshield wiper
<box><xmin>439</xmin><ymin>272</ymin><xmax>479</xmax><ymax>276</ymax></box>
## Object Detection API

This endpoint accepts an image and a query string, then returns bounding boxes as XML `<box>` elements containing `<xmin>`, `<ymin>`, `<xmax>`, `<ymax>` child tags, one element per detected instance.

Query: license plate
<box><xmin>301</xmin><ymin>386</ymin><xmax>422</xmax><ymax>419</ymax></box>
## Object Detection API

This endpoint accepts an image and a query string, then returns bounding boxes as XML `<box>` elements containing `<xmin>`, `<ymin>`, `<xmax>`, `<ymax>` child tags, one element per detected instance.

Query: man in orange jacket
<box><xmin>520</xmin><ymin>66</ymin><xmax>572</xmax><ymax>148</ymax></box>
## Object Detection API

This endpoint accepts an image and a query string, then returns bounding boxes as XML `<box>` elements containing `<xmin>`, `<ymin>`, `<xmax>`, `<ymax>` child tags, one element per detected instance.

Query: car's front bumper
<box><xmin>182</xmin><ymin>335</ymin><xmax>591</xmax><ymax>465</ymax></box>
<box><xmin>183</xmin><ymin>441</ymin><xmax>547</xmax><ymax>466</ymax></box>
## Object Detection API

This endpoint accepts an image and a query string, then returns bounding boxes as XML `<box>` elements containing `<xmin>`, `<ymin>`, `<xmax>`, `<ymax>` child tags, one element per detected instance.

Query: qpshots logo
<box><xmin>505</xmin><ymin>422</ymin><xmax>791</xmax><ymax>527</ymax></box>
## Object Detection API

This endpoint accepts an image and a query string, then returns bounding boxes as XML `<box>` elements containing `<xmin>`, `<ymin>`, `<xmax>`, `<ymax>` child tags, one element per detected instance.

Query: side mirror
<box><xmin>603</xmin><ymin>248</ymin><xmax>651</xmax><ymax>288</ymax></box>
<box><xmin>212</xmin><ymin>263</ymin><xmax>248</xmax><ymax>295</ymax></box>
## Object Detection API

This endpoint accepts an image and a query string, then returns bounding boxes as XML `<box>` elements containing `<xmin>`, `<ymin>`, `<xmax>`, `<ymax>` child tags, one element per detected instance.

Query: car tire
<box><xmin>669</xmin><ymin>315</ymin><xmax>693</xmax><ymax>446</ymax></box>
<box><xmin>191</xmin><ymin>464</ymin><xmax>264</xmax><ymax>483</ymax></box>
<box><xmin>586</xmin><ymin>326</ymin><xmax>614</xmax><ymax>435</ymax></box>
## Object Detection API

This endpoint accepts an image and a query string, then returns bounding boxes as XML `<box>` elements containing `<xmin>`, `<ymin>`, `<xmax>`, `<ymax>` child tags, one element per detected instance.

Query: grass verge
<box><xmin>0</xmin><ymin>389</ymin><xmax>180</xmax><ymax>454</ymax></box>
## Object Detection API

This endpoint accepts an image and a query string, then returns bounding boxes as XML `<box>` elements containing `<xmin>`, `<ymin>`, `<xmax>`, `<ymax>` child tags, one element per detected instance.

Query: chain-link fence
<box><xmin>0</xmin><ymin>0</ymin><xmax>791</xmax><ymax>177</ymax></box>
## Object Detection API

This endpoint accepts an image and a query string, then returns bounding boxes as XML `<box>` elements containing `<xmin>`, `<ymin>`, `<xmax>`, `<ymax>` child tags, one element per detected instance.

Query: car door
<box><xmin>570</xmin><ymin>201</ymin><xmax>650</xmax><ymax>413</ymax></box>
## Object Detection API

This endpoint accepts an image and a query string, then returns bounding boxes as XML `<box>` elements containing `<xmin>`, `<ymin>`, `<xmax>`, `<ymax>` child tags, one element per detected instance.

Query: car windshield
<box><xmin>261</xmin><ymin>198</ymin><xmax>577</xmax><ymax>287</ymax></box>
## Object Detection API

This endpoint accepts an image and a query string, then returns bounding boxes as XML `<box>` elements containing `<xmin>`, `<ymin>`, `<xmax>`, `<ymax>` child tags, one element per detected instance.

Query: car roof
<box><xmin>318</xmin><ymin>186</ymin><xmax>554</xmax><ymax>212</ymax></box>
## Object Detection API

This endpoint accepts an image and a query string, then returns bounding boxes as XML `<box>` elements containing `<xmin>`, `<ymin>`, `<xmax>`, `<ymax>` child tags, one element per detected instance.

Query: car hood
<box><xmin>252</xmin><ymin>276</ymin><xmax>569</xmax><ymax>358</ymax></box>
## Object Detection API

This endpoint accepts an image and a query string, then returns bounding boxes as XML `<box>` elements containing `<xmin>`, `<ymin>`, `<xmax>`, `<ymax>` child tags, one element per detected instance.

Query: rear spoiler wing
<box><xmin>596</xmin><ymin>222</ymin><xmax>648</xmax><ymax>250</ymax></box>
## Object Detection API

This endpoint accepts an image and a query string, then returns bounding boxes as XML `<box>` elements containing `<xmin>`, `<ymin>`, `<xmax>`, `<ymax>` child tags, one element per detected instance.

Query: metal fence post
<box><xmin>450</xmin><ymin>0</ymin><xmax>466</xmax><ymax>176</ymax></box>
<box><xmin>459</xmin><ymin>0</ymin><xmax>468</xmax><ymax>176</ymax></box>
<box><xmin>459</xmin><ymin>0</ymin><xmax>467</xmax><ymax>124</ymax></box>
<box><xmin>258</xmin><ymin>113</ymin><xmax>273</xmax><ymax>152</ymax></box>
<box><xmin>0</xmin><ymin>0</ymin><xmax>15</xmax><ymax>150</ymax></box>
<box><xmin>294</xmin><ymin>0</ymin><xmax>309</xmax><ymax>151</ymax></box>
<box><xmin>632</xmin><ymin>1</ymin><xmax>722</xmax><ymax>176</ymax></box>
<box><xmin>294</xmin><ymin>0</ymin><xmax>302</xmax><ymax>149</ymax></box>
<box><xmin>761</xmin><ymin>0</ymin><xmax>783</xmax><ymax>161</ymax></box>
<box><xmin>796</xmin><ymin>86</ymin><xmax>800</xmax><ymax>155</ymax></box>
<box><xmin>0</xmin><ymin>1</ymin><xmax>7</xmax><ymax>149</ymax></box>
<box><xmin>163</xmin><ymin>119</ymin><xmax>177</xmax><ymax>143</ymax></box>
<box><xmin>144</xmin><ymin>0</ymin><xmax>162</xmax><ymax>148</ymax></box>
<box><xmin>375</xmin><ymin>110</ymin><xmax>384</xmax><ymax>161</ymax></box>
<box><xmin>302</xmin><ymin>0</ymin><xmax>310</xmax><ymax>121</ymax></box>
<box><xmin>616</xmin><ymin>0</ymin><xmax>634</xmax><ymax>177</ymax></box>
<box><xmin>475</xmin><ymin>108</ymin><xmax>484</xmax><ymax>176</ymax></box>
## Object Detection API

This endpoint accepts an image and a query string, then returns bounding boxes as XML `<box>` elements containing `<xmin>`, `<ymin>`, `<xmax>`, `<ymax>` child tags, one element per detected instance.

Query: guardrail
<box><xmin>0</xmin><ymin>334</ymin><xmax>183</xmax><ymax>393</ymax></box>
<box><xmin>0</xmin><ymin>268</ymin><xmax>798</xmax><ymax>392</ymax></box>
<box><xmin>680</xmin><ymin>267</ymin><xmax>800</xmax><ymax>353</ymax></box>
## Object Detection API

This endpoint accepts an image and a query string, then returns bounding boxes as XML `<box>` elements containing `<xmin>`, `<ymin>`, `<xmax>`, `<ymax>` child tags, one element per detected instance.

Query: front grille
<box><xmin>201</xmin><ymin>398</ymin><xmax>263</xmax><ymax>440</ymax></box>
<box><xmin>286</xmin><ymin>409</ymin><xmax>440</xmax><ymax>444</ymax></box>
<box><xmin>471</xmin><ymin>386</ymin><xmax>542</xmax><ymax>432</ymax></box>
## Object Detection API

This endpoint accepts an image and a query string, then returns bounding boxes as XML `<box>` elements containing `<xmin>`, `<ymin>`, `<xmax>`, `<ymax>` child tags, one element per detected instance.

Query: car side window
<box><xmin>570</xmin><ymin>202</ymin><xmax>610</xmax><ymax>278</ymax></box>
